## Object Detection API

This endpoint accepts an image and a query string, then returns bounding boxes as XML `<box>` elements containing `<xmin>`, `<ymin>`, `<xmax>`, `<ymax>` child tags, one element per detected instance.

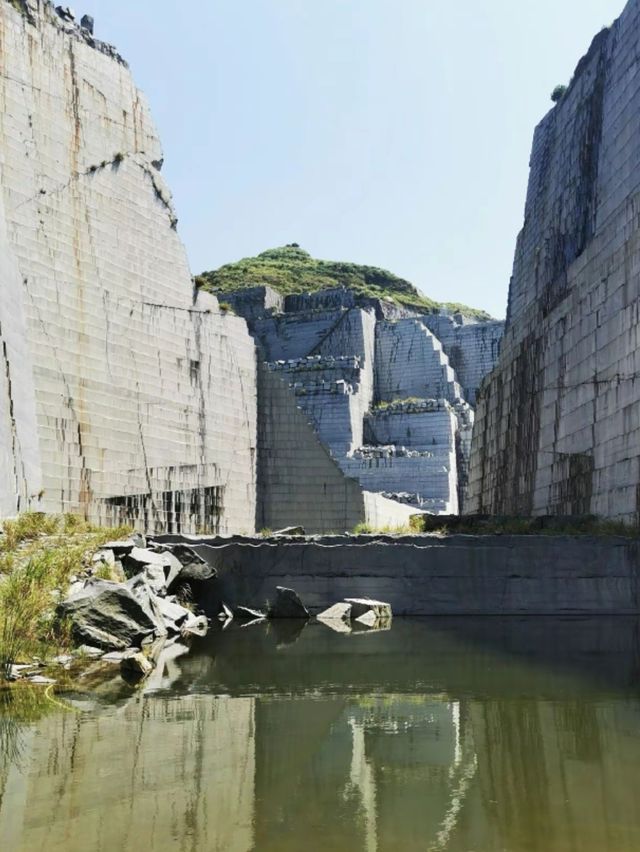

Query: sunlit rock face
<box><xmin>0</xmin><ymin>1</ymin><xmax>256</xmax><ymax>532</ymax></box>
<box><xmin>468</xmin><ymin>0</ymin><xmax>640</xmax><ymax>520</ymax></box>
<box><xmin>231</xmin><ymin>287</ymin><xmax>502</xmax><ymax>525</ymax></box>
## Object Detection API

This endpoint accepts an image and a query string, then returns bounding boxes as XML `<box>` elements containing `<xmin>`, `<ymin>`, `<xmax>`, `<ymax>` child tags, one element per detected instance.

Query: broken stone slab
<box><xmin>101</xmin><ymin>539</ymin><xmax>137</xmax><ymax>557</ymax></box>
<box><xmin>317</xmin><ymin>617</ymin><xmax>352</xmax><ymax>634</ymax></box>
<box><xmin>74</xmin><ymin>645</ymin><xmax>105</xmax><ymax>658</ymax></box>
<box><xmin>101</xmin><ymin>651</ymin><xmax>127</xmax><ymax>664</ymax></box>
<box><xmin>121</xmin><ymin>548</ymin><xmax>182</xmax><ymax>596</ymax></box>
<box><xmin>317</xmin><ymin>602</ymin><xmax>352</xmax><ymax>623</ymax></box>
<box><xmin>92</xmin><ymin>548</ymin><xmax>115</xmax><ymax>567</ymax></box>
<box><xmin>120</xmin><ymin>651</ymin><xmax>153</xmax><ymax>680</ymax></box>
<box><xmin>59</xmin><ymin>578</ymin><xmax>165</xmax><ymax>651</ymax></box>
<box><xmin>273</xmin><ymin>526</ymin><xmax>306</xmax><ymax>537</ymax></box>
<box><xmin>354</xmin><ymin>610</ymin><xmax>384</xmax><ymax>628</ymax></box>
<box><xmin>180</xmin><ymin>614</ymin><xmax>209</xmax><ymax>638</ymax></box>
<box><xmin>235</xmin><ymin>605</ymin><xmax>266</xmax><ymax>621</ymax></box>
<box><xmin>351</xmin><ymin>616</ymin><xmax>392</xmax><ymax>634</ymax></box>
<box><xmin>27</xmin><ymin>675</ymin><xmax>56</xmax><ymax>685</ymax></box>
<box><xmin>344</xmin><ymin>598</ymin><xmax>392</xmax><ymax>621</ymax></box>
<box><xmin>240</xmin><ymin>616</ymin><xmax>267</xmax><ymax>629</ymax></box>
<box><xmin>156</xmin><ymin>544</ymin><xmax>216</xmax><ymax>583</ymax></box>
<box><xmin>156</xmin><ymin>596</ymin><xmax>191</xmax><ymax>633</ymax></box>
<box><xmin>217</xmin><ymin>602</ymin><xmax>234</xmax><ymax>622</ymax></box>
<box><xmin>269</xmin><ymin>586</ymin><xmax>309</xmax><ymax>619</ymax></box>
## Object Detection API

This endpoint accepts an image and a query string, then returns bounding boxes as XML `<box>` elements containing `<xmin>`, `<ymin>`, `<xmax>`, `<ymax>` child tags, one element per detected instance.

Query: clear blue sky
<box><xmin>87</xmin><ymin>0</ymin><xmax>625</xmax><ymax>318</ymax></box>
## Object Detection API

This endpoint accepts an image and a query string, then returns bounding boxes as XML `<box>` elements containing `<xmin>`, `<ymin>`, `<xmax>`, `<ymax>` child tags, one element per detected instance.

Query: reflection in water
<box><xmin>1</xmin><ymin>618</ymin><xmax>640</xmax><ymax>851</ymax></box>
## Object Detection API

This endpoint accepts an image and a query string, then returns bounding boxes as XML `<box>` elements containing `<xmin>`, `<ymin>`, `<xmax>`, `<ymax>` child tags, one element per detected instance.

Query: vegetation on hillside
<box><xmin>0</xmin><ymin>513</ymin><xmax>131</xmax><ymax>680</ymax></box>
<box><xmin>197</xmin><ymin>245</ymin><xmax>492</xmax><ymax>319</ymax></box>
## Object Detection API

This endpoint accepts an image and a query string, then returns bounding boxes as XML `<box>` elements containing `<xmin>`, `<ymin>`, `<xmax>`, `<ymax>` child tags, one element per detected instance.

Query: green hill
<box><xmin>196</xmin><ymin>245</ymin><xmax>492</xmax><ymax>319</ymax></box>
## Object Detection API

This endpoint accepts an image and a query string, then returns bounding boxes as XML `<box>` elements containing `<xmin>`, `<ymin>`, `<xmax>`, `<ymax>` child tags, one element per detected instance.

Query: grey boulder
<box><xmin>59</xmin><ymin>577</ymin><xmax>166</xmax><ymax>651</ymax></box>
<box><xmin>161</xmin><ymin>544</ymin><xmax>216</xmax><ymax>583</ymax></box>
<box><xmin>270</xmin><ymin>587</ymin><xmax>309</xmax><ymax>619</ymax></box>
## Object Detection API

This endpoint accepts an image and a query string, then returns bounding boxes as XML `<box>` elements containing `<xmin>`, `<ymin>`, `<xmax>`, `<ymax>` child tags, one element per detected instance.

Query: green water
<box><xmin>1</xmin><ymin>617</ymin><xmax>640</xmax><ymax>851</ymax></box>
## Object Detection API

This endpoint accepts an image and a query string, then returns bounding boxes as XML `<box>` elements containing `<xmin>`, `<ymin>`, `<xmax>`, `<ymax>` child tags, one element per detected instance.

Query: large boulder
<box><xmin>270</xmin><ymin>586</ymin><xmax>309</xmax><ymax>619</ymax></box>
<box><xmin>59</xmin><ymin>578</ymin><xmax>166</xmax><ymax>651</ymax></box>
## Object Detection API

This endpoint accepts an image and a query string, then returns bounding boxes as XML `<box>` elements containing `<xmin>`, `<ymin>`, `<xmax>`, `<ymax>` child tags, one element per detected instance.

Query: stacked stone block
<box><xmin>420</xmin><ymin>315</ymin><xmax>504</xmax><ymax>404</ymax></box>
<box><xmin>253</xmin><ymin>292</ymin><xmax>492</xmax><ymax>518</ymax></box>
<box><xmin>375</xmin><ymin>320</ymin><xmax>463</xmax><ymax>403</ymax></box>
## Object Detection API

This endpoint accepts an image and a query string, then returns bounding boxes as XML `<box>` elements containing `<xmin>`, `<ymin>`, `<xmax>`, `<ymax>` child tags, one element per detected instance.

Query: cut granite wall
<box><xmin>420</xmin><ymin>316</ymin><xmax>504</xmax><ymax>405</ymax></box>
<box><xmin>467</xmin><ymin>0</ymin><xmax>640</xmax><ymax>521</ymax></box>
<box><xmin>375</xmin><ymin>320</ymin><xmax>462</xmax><ymax>403</ymax></box>
<box><xmin>242</xmin><ymin>285</ymin><xmax>498</xmax><ymax>519</ymax></box>
<box><xmin>257</xmin><ymin>366</ymin><xmax>417</xmax><ymax>533</ymax></box>
<box><xmin>0</xmin><ymin>1</ymin><xmax>257</xmax><ymax>532</ymax></box>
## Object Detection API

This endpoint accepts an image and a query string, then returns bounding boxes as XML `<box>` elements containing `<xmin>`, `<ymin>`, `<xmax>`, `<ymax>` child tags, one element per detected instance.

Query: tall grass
<box><xmin>0</xmin><ymin>514</ymin><xmax>132</xmax><ymax>680</ymax></box>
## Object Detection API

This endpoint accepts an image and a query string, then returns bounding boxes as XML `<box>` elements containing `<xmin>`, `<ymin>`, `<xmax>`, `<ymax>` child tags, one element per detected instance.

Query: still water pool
<box><xmin>1</xmin><ymin>617</ymin><xmax>640</xmax><ymax>851</ymax></box>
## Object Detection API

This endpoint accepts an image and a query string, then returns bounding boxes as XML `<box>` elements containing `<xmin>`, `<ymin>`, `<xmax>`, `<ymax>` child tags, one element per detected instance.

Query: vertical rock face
<box><xmin>0</xmin><ymin>1</ymin><xmax>257</xmax><ymax>532</ymax></box>
<box><xmin>468</xmin><ymin>0</ymin><xmax>640</xmax><ymax>520</ymax></box>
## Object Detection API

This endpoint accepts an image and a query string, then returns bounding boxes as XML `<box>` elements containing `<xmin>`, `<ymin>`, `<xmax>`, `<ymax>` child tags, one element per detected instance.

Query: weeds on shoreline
<box><xmin>0</xmin><ymin>513</ymin><xmax>132</xmax><ymax>681</ymax></box>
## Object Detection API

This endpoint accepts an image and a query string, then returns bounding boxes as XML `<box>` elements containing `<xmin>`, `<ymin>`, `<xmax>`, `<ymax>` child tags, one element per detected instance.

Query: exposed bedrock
<box><xmin>0</xmin><ymin>0</ymin><xmax>257</xmax><ymax>532</ymax></box>
<box><xmin>151</xmin><ymin>533</ymin><xmax>640</xmax><ymax>616</ymax></box>
<box><xmin>468</xmin><ymin>0</ymin><xmax>640</xmax><ymax>522</ymax></box>
<box><xmin>235</xmin><ymin>285</ymin><xmax>502</xmax><ymax>526</ymax></box>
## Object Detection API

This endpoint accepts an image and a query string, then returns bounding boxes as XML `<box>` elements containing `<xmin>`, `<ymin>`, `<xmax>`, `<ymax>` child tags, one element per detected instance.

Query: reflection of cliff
<box><xmin>0</xmin><ymin>695</ymin><xmax>256</xmax><ymax>852</ymax></box>
<box><xmin>468</xmin><ymin>699</ymin><xmax>640</xmax><ymax>852</ymax></box>
<box><xmin>4</xmin><ymin>619</ymin><xmax>640</xmax><ymax>850</ymax></box>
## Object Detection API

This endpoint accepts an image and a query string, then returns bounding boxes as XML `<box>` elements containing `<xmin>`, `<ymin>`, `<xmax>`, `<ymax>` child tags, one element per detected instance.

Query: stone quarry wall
<box><xmin>420</xmin><ymin>315</ymin><xmax>504</xmax><ymax>405</ymax></box>
<box><xmin>468</xmin><ymin>0</ymin><xmax>640</xmax><ymax>521</ymax></box>
<box><xmin>0</xmin><ymin>1</ymin><xmax>257</xmax><ymax>532</ymax></box>
<box><xmin>257</xmin><ymin>366</ymin><xmax>416</xmax><ymax>533</ymax></box>
<box><xmin>156</xmin><ymin>533</ymin><xmax>640</xmax><ymax>616</ymax></box>
<box><xmin>240</xmin><ymin>288</ymin><xmax>499</xmax><ymax>520</ymax></box>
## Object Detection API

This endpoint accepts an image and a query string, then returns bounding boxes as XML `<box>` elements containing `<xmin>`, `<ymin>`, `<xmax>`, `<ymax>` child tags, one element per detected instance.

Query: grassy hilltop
<box><xmin>196</xmin><ymin>245</ymin><xmax>492</xmax><ymax>319</ymax></box>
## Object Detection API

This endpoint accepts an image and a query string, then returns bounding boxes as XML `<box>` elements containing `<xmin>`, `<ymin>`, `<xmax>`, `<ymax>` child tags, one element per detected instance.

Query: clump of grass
<box><xmin>352</xmin><ymin>522</ymin><xmax>413</xmax><ymax>536</ymax></box>
<box><xmin>259</xmin><ymin>528</ymin><xmax>273</xmax><ymax>538</ymax></box>
<box><xmin>0</xmin><ymin>514</ymin><xmax>132</xmax><ymax>680</ymax></box>
<box><xmin>374</xmin><ymin>397</ymin><xmax>425</xmax><ymax>411</ymax></box>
